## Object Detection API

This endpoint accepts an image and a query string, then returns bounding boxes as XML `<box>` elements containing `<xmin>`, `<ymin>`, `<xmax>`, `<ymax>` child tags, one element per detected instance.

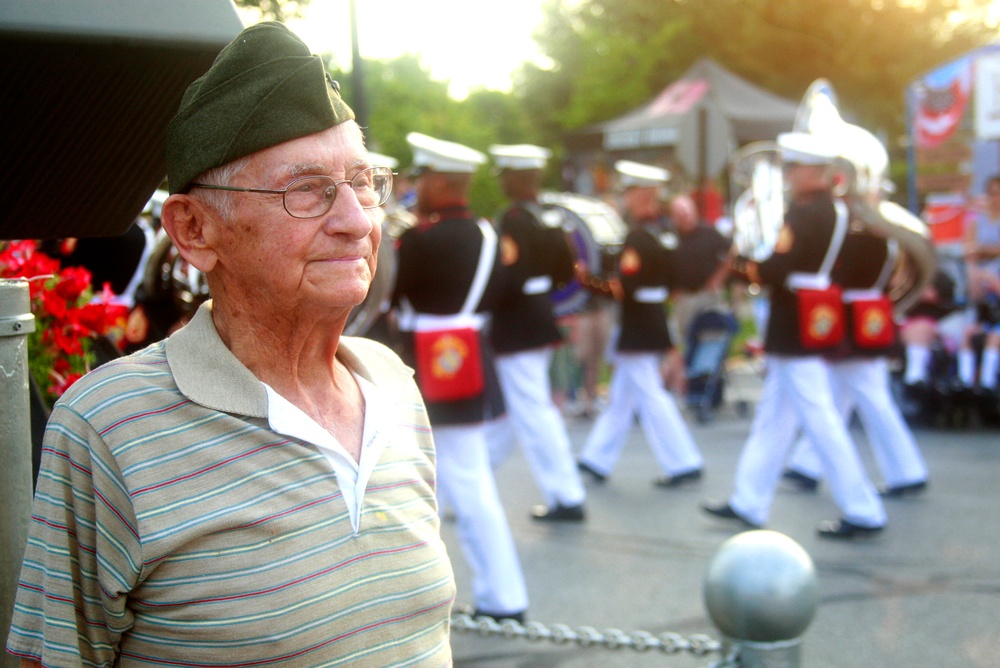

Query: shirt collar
<box><xmin>165</xmin><ymin>301</ymin><xmax>390</xmax><ymax>417</ymax></box>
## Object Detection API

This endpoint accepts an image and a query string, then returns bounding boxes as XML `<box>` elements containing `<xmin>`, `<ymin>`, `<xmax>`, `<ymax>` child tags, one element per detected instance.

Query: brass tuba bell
<box><xmin>729</xmin><ymin>79</ymin><xmax>936</xmax><ymax>314</ymax></box>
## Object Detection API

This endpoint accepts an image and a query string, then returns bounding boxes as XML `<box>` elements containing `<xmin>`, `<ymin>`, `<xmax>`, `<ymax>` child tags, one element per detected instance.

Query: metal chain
<box><xmin>451</xmin><ymin>611</ymin><xmax>726</xmax><ymax>658</ymax></box>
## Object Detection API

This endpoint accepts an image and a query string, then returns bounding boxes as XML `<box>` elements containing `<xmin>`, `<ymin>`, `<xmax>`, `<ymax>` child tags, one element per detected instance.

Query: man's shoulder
<box><xmin>67</xmin><ymin>340</ymin><xmax>170</xmax><ymax>392</ymax></box>
<box><xmin>53</xmin><ymin>340</ymin><xmax>178</xmax><ymax>421</ymax></box>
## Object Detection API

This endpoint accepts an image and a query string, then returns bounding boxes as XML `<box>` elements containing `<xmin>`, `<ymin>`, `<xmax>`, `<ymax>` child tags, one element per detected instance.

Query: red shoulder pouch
<box><xmin>850</xmin><ymin>296</ymin><xmax>895</xmax><ymax>349</ymax></box>
<box><xmin>413</xmin><ymin>327</ymin><xmax>484</xmax><ymax>402</ymax></box>
<box><xmin>797</xmin><ymin>286</ymin><xmax>845</xmax><ymax>350</ymax></box>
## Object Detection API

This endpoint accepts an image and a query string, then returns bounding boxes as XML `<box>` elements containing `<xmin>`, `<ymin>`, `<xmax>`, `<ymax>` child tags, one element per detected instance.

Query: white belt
<box><xmin>786</xmin><ymin>273</ymin><xmax>831</xmax><ymax>291</ymax></box>
<box><xmin>842</xmin><ymin>288</ymin><xmax>883</xmax><ymax>303</ymax></box>
<box><xmin>523</xmin><ymin>275</ymin><xmax>552</xmax><ymax>295</ymax></box>
<box><xmin>633</xmin><ymin>286</ymin><xmax>669</xmax><ymax>303</ymax></box>
<box><xmin>399</xmin><ymin>312</ymin><xmax>487</xmax><ymax>332</ymax></box>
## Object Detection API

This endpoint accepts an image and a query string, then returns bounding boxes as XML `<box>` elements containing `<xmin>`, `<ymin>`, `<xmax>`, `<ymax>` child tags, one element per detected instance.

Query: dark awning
<box><xmin>0</xmin><ymin>0</ymin><xmax>243</xmax><ymax>240</ymax></box>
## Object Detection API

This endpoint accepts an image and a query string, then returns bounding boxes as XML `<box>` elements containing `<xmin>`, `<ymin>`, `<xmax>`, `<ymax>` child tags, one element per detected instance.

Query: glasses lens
<box><xmin>284</xmin><ymin>176</ymin><xmax>337</xmax><ymax>218</ymax></box>
<box><xmin>353</xmin><ymin>166</ymin><xmax>393</xmax><ymax>208</ymax></box>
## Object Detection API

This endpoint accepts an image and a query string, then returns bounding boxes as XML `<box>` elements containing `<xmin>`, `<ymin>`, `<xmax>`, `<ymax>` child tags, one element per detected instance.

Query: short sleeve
<box><xmin>6</xmin><ymin>403</ymin><xmax>142</xmax><ymax>665</ymax></box>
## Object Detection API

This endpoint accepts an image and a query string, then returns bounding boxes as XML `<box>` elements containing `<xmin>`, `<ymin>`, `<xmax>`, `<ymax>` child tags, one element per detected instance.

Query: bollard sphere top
<box><xmin>703</xmin><ymin>530</ymin><xmax>818</xmax><ymax>642</ymax></box>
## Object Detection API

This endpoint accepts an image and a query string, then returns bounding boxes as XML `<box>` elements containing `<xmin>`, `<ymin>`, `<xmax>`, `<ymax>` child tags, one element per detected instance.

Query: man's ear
<box><xmin>160</xmin><ymin>195</ymin><xmax>219</xmax><ymax>273</ymax></box>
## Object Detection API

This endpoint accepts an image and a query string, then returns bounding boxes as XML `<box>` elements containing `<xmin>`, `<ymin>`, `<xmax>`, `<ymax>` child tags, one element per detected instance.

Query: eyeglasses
<box><xmin>189</xmin><ymin>166</ymin><xmax>394</xmax><ymax>218</ymax></box>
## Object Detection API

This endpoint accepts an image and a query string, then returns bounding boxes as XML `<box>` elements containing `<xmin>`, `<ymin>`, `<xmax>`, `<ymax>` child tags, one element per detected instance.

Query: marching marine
<box><xmin>576</xmin><ymin>160</ymin><xmax>705</xmax><ymax>487</ymax></box>
<box><xmin>486</xmin><ymin>143</ymin><xmax>588</xmax><ymax>522</ymax></box>
<box><xmin>392</xmin><ymin>132</ymin><xmax>529</xmax><ymax>621</ymax></box>
<box><xmin>783</xmin><ymin>207</ymin><xmax>930</xmax><ymax>497</ymax></box>
<box><xmin>702</xmin><ymin>132</ymin><xmax>887</xmax><ymax>538</ymax></box>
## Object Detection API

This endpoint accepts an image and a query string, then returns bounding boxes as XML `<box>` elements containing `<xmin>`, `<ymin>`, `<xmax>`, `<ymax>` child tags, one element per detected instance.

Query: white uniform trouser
<box><xmin>492</xmin><ymin>348</ymin><xmax>586</xmax><ymax>507</ymax></box>
<box><xmin>578</xmin><ymin>352</ymin><xmax>703</xmax><ymax>476</ymax></box>
<box><xmin>730</xmin><ymin>356</ymin><xmax>886</xmax><ymax>528</ymax></box>
<box><xmin>434</xmin><ymin>424</ymin><xmax>528</xmax><ymax>615</ymax></box>
<box><xmin>786</xmin><ymin>358</ymin><xmax>928</xmax><ymax>487</ymax></box>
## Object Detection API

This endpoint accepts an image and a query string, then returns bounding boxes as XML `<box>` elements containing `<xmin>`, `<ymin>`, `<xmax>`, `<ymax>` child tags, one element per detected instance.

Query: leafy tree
<box><xmin>521</xmin><ymin>0</ymin><xmax>998</xmax><ymax>156</ymax></box>
<box><xmin>684</xmin><ymin>0</ymin><xmax>996</xmax><ymax>144</ymax></box>
<box><xmin>330</xmin><ymin>56</ymin><xmax>538</xmax><ymax>216</ymax></box>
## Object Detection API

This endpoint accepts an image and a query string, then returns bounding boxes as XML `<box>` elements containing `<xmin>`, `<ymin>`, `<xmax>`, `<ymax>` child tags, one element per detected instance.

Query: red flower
<box><xmin>42</xmin><ymin>287</ymin><xmax>70</xmax><ymax>321</ymax></box>
<box><xmin>76</xmin><ymin>299</ymin><xmax>128</xmax><ymax>337</ymax></box>
<box><xmin>73</xmin><ymin>302</ymin><xmax>107</xmax><ymax>333</ymax></box>
<box><xmin>1</xmin><ymin>241</ymin><xmax>61</xmax><ymax>300</ymax></box>
<box><xmin>1</xmin><ymin>240</ymin><xmax>136</xmax><ymax>406</ymax></box>
<box><xmin>51</xmin><ymin>324</ymin><xmax>86</xmax><ymax>357</ymax></box>
<box><xmin>49</xmin><ymin>371</ymin><xmax>84</xmax><ymax>398</ymax></box>
<box><xmin>56</xmin><ymin>266</ymin><xmax>92</xmax><ymax>301</ymax></box>
<box><xmin>0</xmin><ymin>240</ymin><xmax>36</xmax><ymax>274</ymax></box>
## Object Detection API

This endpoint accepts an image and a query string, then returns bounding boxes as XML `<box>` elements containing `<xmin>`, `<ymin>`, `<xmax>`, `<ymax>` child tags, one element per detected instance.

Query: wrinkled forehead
<box><xmin>245</xmin><ymin>122</ymin><xmax>369</xmax><ymax>181</ymax></box>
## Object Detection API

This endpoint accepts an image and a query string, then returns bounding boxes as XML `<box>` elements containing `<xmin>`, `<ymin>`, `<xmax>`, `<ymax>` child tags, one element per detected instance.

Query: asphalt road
<box><xmin>444</xmin><ymin>401</ymin><xmax>1000</xmax><ymax>668</ymax></box>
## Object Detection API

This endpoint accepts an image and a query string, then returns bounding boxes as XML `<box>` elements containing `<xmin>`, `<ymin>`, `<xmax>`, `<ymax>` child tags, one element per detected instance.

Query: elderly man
<box><xmin>7</xmin><ymin>23</ymin><xmax>455</xmax><ymax>667</ymax></box>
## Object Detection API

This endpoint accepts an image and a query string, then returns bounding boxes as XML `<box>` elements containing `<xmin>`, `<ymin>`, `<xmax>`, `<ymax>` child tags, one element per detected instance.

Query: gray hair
<box><xmin>189</xmin><ymin>157</ymin><xmax>252</xmax><ymax>222</ymax></box>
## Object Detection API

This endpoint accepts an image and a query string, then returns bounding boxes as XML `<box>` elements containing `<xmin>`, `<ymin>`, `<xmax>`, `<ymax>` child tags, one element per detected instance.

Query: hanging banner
<box><xmin>912</xmin><ymin>58</ymin><xmax>972</xmax><ymax>149</ymax></box>
<box><xmin>975</xmin><ymin>52</ymin><xmax>1000</xmax><ymax>140</ymax></box>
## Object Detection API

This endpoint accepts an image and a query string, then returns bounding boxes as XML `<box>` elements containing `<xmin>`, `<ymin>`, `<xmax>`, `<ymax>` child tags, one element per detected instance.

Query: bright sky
<box><xmin>280</xmin><ymin>0</ymin><xmax>553</xmax><ymax>99</ymax></box>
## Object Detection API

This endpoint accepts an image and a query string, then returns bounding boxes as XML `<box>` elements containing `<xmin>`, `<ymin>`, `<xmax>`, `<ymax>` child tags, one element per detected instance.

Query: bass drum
<box><xmin>537</xmin><ymin>191</ymin><xmax>628</xmax><ymax>317</ymax></box>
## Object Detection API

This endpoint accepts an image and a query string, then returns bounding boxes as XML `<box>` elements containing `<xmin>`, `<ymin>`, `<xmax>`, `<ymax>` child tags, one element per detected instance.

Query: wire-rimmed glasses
<box><xmin>189</xmin><ymin>166</ymin><xmax>394</xmax><ymax>218</ymax></box>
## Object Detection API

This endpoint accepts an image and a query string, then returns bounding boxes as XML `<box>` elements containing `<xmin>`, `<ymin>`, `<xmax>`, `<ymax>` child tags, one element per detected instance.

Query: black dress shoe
<box><xmin>781</xmin><ymin>469</ymin><xmax>819</xmax><ymax>492</ymax></box>
<box><xmin>816</xmin><ymin>518</ymin><xmax>884</xmax><ymax>539</ymax></box>
<box><xmin>530</xmin><ymin>503</ymin><xmax>586</xmax><ymax>522</ymax></box>
<box><xmin>878</xmin><ymin>480</ymin><xmax>927</xmax><ymax>498</ymax></box>
<box><xmin>700</xmin><ymin>501</ymin><xmax>761</xmax><ymax>528</ymax></box>
<box><xmin>577</xmin><ymin>460</ymin><xmax>607</xmax><ymax>484</ymax></box>
<box><xmin>653</xmin><ymin>468</ymin><xmax>702</xmax><ymax>488</ymax></box>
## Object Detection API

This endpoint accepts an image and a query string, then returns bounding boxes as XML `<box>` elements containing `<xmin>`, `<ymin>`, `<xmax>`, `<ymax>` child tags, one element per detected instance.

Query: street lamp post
<box><xmin>348</xmin><ymin>0</ymin><xmax>369</xmax><ymax>138</ymax></box>
<box><xmin>0</xmin><ymin>280</ymin><xmax>36</xmax><ymax>668</ymax></box>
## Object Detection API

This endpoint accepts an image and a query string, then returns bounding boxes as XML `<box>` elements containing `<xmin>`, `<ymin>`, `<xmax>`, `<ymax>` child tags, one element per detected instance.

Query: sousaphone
<box><xmin>730</xmin><ymin>79</ymin><xmax>935</xmax><ymax>314</ymax></box>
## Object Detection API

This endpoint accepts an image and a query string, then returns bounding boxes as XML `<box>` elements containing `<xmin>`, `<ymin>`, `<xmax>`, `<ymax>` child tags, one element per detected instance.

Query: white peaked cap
<box><xmin>489</xmin><ymin>143</ymin><xmax>552</xmax><ymax>170</ymax></box>
<box><xmin>367</xmin><ymin>151</ymin><xmax>399</xmax><ymax>170</ymax></box>
<box><xmin>614</xmin><ymin>160</ymin><xmax>670</xmax><ymax>188</ymax></box>
<box><xmin>777</xmin><ymin>132</ymin><xmax>839</xmax><ymax>165</ymax></box>
<box><xmin>406</xmin><ymin>132</ymin><xmax>486</xmax><ymax>174</ymax></box>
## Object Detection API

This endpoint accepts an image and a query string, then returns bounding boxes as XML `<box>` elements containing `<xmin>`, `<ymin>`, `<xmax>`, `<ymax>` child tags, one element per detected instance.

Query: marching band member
<box><xmin>702</xmin><ymin>132</ymin><xmax>887</xmax><ymax>538</ymax></box>
<box><xmin>393</xmin><ymin>132</ymin><xmax>528</xmax><ymax>621</ymax></box>
<box><xmin>486</xmin><ymin>144</ymin><xmax>588</xmax><ymax>522</ymax></box>
<box><xmin>576</xmin><ymin>161</ymin><xmax>704</xmax><ymax>488</ymax></box>
<box><xmin>783</xmin><ymin>230</ymin><xmax>930</xmax><ymax>497</ymax></box>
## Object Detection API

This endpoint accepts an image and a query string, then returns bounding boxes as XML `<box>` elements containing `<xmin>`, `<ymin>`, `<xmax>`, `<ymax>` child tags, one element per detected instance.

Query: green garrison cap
<box><xmin>166</xmin><ymin>21</ymin><xmax>355</xmax><ymax>194</ymax></box>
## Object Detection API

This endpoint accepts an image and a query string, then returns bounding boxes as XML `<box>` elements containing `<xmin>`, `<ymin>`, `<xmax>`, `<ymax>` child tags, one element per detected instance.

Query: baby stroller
<box><xmin>684</xmin><ymin>306</ymin><xmax>739</xmax><ymax>423</ymax></box>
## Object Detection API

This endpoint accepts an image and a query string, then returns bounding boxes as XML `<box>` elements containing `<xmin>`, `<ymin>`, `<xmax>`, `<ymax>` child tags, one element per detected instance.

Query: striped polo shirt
<box><xmin>7</xmin><ymin>303</ymin><xmax>455</xmax><ymax>667</ymax></box>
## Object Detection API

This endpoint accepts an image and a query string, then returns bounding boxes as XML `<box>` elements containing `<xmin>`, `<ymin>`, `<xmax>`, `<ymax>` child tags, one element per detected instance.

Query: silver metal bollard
<box><xmin>0</xmin><ymin>279</ymin><xmax>35</xmax><ymax>667</ymax></box>
<box><xmin>704</xmin><ymin>530</ymin><xmax>817</xmax><ymax>668</ymax></box>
